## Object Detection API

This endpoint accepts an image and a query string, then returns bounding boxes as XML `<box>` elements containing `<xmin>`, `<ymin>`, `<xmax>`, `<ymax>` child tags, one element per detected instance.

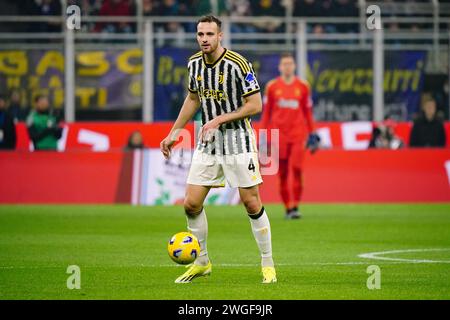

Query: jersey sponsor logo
<box><xmin>278</xmin><ymin>98</ymin><xmax>300</xmax><ymax>109</ymax></box>
<box><xmin>199</xmin><ymin>88</ymin><xmax>228</xmax><ymax>101</ymax></box>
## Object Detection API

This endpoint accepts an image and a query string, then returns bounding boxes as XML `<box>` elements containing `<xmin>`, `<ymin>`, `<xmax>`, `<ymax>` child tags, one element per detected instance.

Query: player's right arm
<box><xmin>160</xmin><ymin>91</ymin><xmax>200</xmax><ymax>159</ymax></box>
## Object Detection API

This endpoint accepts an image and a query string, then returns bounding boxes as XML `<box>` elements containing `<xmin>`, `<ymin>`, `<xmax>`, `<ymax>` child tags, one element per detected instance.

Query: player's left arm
<box><xmin>301</xmin><ymin>83</ymin><xmax>315</xmax><ymax>134</ymax></box>
<box><xmin>302</xmin><ymin>84</ymin><xmax>320</xmax><ymax>153</ymax></box>
<box><xmin>216</xmin><ymin>93</ymin><xmax>262</xmax><ymax>124</ymax></box>
<box><xmin>199</xmin><ymin>93</ymin><xmax>262</xmax><ymax>142</ymax></box>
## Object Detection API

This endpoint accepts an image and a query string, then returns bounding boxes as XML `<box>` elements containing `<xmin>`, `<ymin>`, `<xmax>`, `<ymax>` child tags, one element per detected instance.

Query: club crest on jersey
<box><xmin>219</xmin><ymin>72</ymin><xmax>224</xmax><ymax>84</ymax></box>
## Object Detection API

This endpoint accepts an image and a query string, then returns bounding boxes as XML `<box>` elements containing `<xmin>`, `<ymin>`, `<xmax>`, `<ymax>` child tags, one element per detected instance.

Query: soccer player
<box><xmin>260</xmin><ymin>53</ymin><xmax>320</xmax><ymax>219</ymax></box>
<box><xmin>160</xmin><ymin>15</ymin><xmax>276</xmax><ymax>284</ymax></box>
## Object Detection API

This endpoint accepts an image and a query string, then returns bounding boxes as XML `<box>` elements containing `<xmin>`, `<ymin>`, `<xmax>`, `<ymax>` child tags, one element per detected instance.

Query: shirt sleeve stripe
<box><xmin>227</xmin><ymin>51</ymin><xmax>251</xmax><ymax>74</ymax></box>
<box><xmin>242</xmin><ymin>88</ymin><xmax>260</xmax><ymax>98</ymax></box>
<box><xmin>189</xmin><ymin>52</ymin><xmax>202</xmax><ymax>60</ymax></box>
<box><xmin>225</xmin><ymin>54</ymin><xmax>249</xmax><ymax>75</ymax></box>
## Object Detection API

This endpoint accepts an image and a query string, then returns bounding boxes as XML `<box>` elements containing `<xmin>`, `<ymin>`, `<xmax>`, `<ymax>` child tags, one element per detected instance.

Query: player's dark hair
<box><xmin>197</xmin><ymin>15</ymin><xmax>222</xmax><ymax>30</ymax></box>
<box><xmin>280</xmin><ymin>52</ymin><xmax>295</xmax><ymax>61</ymax></box>
<box><xmin>34</xmin><ymin>94</ymin><xmax>47</xmax><ymax>103</ymax></box>
<box><xmin>422</xmin><ymin>93</ymin><xmax>435</xmax><ymax>105</ymax></box>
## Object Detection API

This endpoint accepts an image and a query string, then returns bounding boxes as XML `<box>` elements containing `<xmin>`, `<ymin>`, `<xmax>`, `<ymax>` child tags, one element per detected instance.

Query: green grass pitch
<box><xmin>0</xmin><ymin>204</ymin><xmax>449</xmax><ymax>300</ymax></box>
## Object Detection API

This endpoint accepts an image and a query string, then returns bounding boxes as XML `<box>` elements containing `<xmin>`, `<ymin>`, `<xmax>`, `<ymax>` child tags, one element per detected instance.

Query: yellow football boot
<box><xmin>262</xmin><ymin>267</ymin><xmax>277</xmax><ymax>284</ymax></box>
<box><xmin>174</xmin><ymin>261</ymin><xmax>212</xmax><ymax>283</ymax></box>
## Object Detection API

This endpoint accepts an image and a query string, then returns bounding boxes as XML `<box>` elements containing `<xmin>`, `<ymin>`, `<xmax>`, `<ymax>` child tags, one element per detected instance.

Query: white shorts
<box><xmin>186</xmin><ymin>149</ymin><xmax>263</xmax><ymax>188</ymax></box>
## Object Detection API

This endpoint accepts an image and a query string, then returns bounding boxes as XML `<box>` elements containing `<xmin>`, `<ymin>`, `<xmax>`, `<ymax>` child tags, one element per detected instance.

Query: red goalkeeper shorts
<box><xmin>278</xmin><ymin>140</ymin><xmax>306</xmax><ymax>169</ymax></box>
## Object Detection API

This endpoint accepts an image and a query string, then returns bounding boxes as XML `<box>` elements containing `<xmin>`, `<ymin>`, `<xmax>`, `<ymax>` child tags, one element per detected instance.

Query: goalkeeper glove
<box><xmin>306</xmin><ymin>132</ymin><xmax>321</xmax><ymax>154</ymax></box>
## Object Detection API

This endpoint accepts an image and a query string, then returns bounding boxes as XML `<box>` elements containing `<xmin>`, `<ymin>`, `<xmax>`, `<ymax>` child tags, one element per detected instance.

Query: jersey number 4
<box><xmin>248</xmin><ymin>158</ymin><xmax>256</xmax><ymax>173</ymax></box>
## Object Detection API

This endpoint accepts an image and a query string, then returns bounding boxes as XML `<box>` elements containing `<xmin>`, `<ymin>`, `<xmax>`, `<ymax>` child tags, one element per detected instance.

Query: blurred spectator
<box><xmin>312</xmin><ymin>23</ymin><xmax>325</xmax><ymax>34</ymax></box>
<box><xmin>0</xmin><ymin>95</ymin><xmax>16</xmax><ymax>150</ymax></box>
<box><xmin>250</xmin><ymin>0</ymin><xmax>285</xmax><ymax>16</ymax></box>
<box><xmin>27</xmin><ymin>0</ymin><xmax>62</xmax><ymax>33</ymax></box>
<box><xmin>125</xmin><ymin>130</ymin><xmax>144</xmax><ymax>150</ymax></box>
<box><xmin>89</xmin><ymin>0</ymin><xmax>104</xmax><ymax>15</ymax></box>
<box><xmin>318</xmin><ymin>0</ymin><xmax>333</xmax><ymax>15</ymax></box>
<box><xmin>158</xmin><ymin>0</ymin><xmax>181</xmax><ymax>15</ymax></box>
<box><xmin>386</xmin><ymin>22</ymin><xmax>401</xmax><ymax>46</ymax></box>
<box><xmin>179</xmin><ymin>1</ymin><xmax>202</xmax><ymax>33</ymax></box>
<box><xmin>296</xmin><ymin>0</ymin><xmax>345</xmax><ymax>35</ymax></box>
<box><xmin>369</xmin><ymin>116</ymin><xmax>404</xmax><ymax>149</ymax></box>
<box><xmin>8</xmin><ymin>89</ymin><xmax>29</xmax><ymax>122</ymax></box>
<box><xmin>410</xmin><ymin>98</ymin><xmax>446</xmax><ymax>147</ymax></box>
<box><xmin>177</xmin><ymin>0</ymin><xmax>195</xmax><ymax>15</ymax></box>
<box><xmin>227</xmin><ymin>0</ymin><xmax>258</xmax><ymax>35</ymax></box>
<box><xmin>369</xmin><ymin>126</ymin><xmax>384</xmax><ymax>148</ymax></box>
<box><xmin>408</xmin><ymin>23</ymin><xmax>431</xmax><ymax>45</ymax></box>
<box><xmin>66</xmin><ymin>0</ymin><xmax>93</xmax><ymax>14</ymax></box>
<box><xmin>333</xmin><ymin>0</ymin><xmax>358</xmax><ymax>17</ymax></box>
<box><xmin>157</xmin><ymin>0</ymin><xmax>185</xmax><ymax>33</ymax></box>
<box><xmin>95</xmin><ymin>0</ymin><xmax>133</xmax><ymax>33</ymax></box>
<box><xmin>26</xmin><ymin>95</ymin><xmax>63</xmax><ymax>151</ymax></box>
<box><xmin>228</xmin><ymin>0</ymin><xmax>252</xmax><ymax>16</ymax></box>
<box><xmin>19</xmin><ymin>0</ymin><xmax>61</xmax><ymax>34</ymax></box>
<box><xmin>294</xmin><ymin>0</ymin><xmax>321</xmax><ymax>17</ymax></box>
<box><xmin>250</xmin><ymin>0</ymin><xmax>285</xmax><ymax>33</ymax></box>
<box><xmin>191</xmin><ymin>0</ymin><xmax>227</xmax><ymax>16</ymax></box>
<box><xmin>142</xmin><ymin>0</ymin><xmax>160</xmax><ymax>16</ymax></box>
<box><xmin>0</xmin><ymin>0</ymin><xmax>27</xmax><ymax>32</ymax></box>
<box><xmin>309</xmin><ymin>23</ymin><xmax>328</xmax><ymax>44</ymax></box>
<box><xmin>332</xmin><ymin>0</ymin><xmax>359</xmax><ymax>33</ymax></box>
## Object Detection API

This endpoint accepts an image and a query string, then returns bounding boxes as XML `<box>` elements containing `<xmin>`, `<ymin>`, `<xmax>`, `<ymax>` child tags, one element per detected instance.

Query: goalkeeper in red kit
<box><xmin>260</xmin><ymin>53</ymin><xmax>320</xmax><ymax>219</ymax></box>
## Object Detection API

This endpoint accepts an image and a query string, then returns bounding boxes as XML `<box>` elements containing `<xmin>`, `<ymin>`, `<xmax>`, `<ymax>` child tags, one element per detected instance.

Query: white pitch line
<box><xmin>151</xmin><ymin>261</ymin><xmax>427</xmax><ymax>267</ymax></box>
<box><xmin>358</xmin><ymin>248</ymin><xmax>450</xmax><ymax>264</ymax></box>
<box><xmin>0</xmin><ymin>260</ymin><xmax>431</xmax><ymax>270</ymax></box>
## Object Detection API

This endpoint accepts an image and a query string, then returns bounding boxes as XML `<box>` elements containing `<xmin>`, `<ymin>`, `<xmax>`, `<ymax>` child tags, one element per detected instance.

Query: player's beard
<box><xmin>200</xmin><ymin>40</ymin><xmax>218</xmax><ymax>54</ymax></box>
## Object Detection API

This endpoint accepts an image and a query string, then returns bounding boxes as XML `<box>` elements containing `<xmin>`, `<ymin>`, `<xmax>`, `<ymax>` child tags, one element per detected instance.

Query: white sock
<box><xmin>187</xmin><ymin>208</ymin><xmax>209</xmax><ymax>266</ymax></box>
<box><xmin>248</xmin><ymin>208</ymin><xmax>274</xmax><ymax>268</ymax></box>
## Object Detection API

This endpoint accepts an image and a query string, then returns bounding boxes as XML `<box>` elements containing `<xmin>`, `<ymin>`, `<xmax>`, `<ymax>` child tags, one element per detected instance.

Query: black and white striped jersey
<box><xmin>187</xmin><ymin>48</ymin><xmax>260</xmax><ymax>155</ymax></box>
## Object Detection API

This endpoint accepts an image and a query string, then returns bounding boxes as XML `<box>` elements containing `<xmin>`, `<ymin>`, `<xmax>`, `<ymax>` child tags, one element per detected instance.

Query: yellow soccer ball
<box><xmin>167</xmin><ymin>232</ymin><xmax>200</xmax><ymax>265</ymax></box>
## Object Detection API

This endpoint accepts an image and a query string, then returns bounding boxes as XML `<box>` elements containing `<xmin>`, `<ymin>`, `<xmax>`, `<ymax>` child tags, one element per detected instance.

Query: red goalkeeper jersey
<box><xmin>261</xmin><ymin>76</ymin><xmax>314</xmax><ymax>143</ymax></box>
